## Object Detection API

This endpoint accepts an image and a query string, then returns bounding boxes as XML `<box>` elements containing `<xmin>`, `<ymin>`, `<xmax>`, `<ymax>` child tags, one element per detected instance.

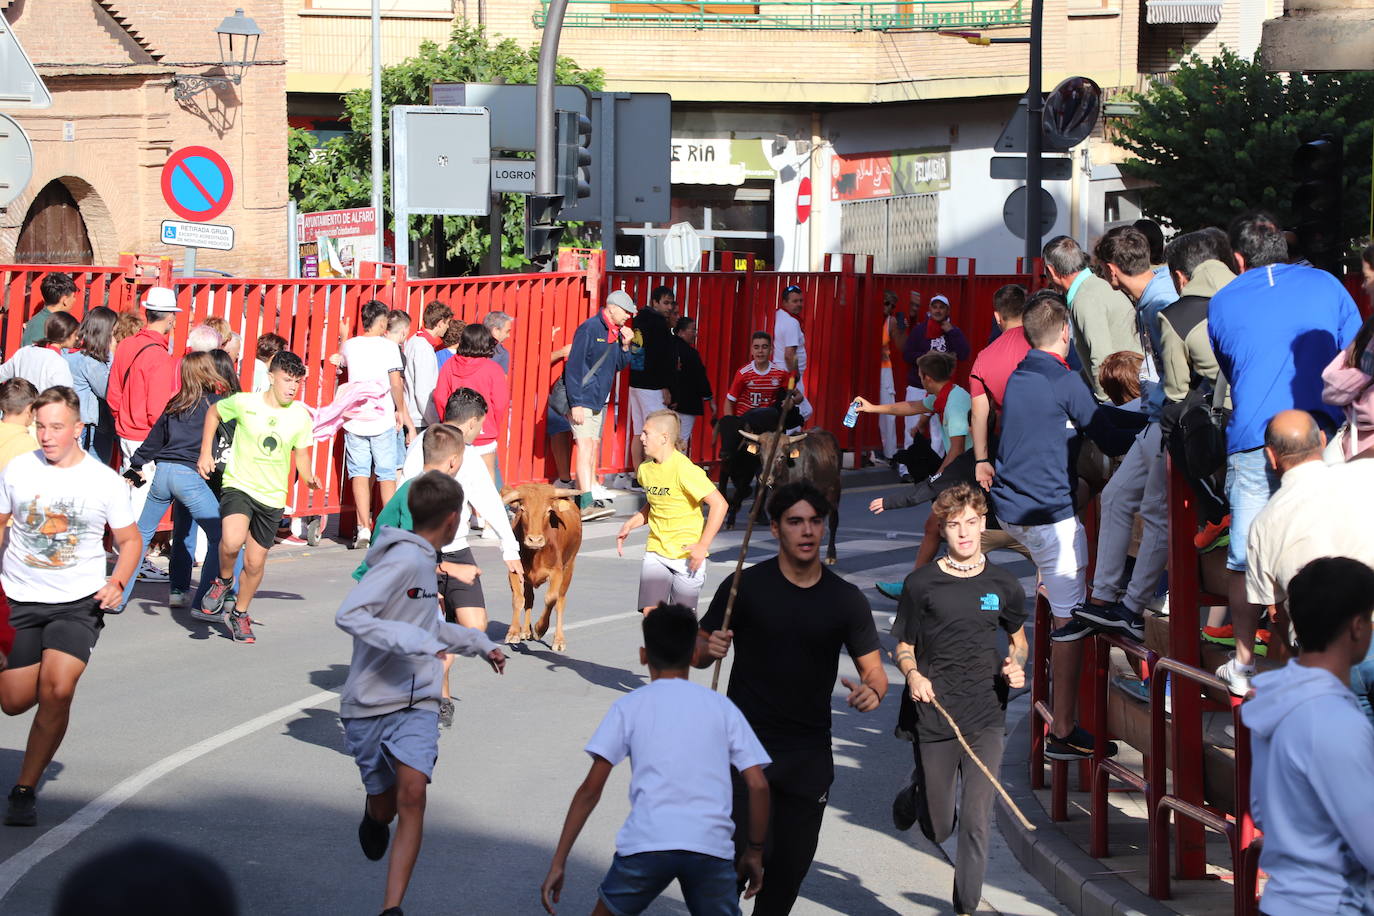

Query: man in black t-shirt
<box><xmin>695</xmin><ymin>481</ymin><xmax>887</xmax><ymax>916</ymax></box>
<box><xmin>890</xmin><ymin>483</ymin><xmax>1027</xmax><ymax>916</ymax></box>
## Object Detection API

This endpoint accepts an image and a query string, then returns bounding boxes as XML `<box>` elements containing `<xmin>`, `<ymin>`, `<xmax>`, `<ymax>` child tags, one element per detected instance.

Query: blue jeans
<box><xmin>598</xmin><ymin>851</ymin><xmax>739</xmax><ymax>916</ymax></box>
<box><xmin>119</xmin><ymin>463</ymin><xmax>241</xmax><ymax>611</ymax></box>
<box><xmin>1224</xmin><ymin>447</ymin><xmax>1279</xmax><ymax>572</ymax></box>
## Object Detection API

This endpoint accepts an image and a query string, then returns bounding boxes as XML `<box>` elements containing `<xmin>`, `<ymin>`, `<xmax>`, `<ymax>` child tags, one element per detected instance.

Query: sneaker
<box><xmin>275</xmin><ymin>533</ymin><xmax>307</xmax><ymax>547</ymax></box>
<box><xmin>439</xmin><ymin>698</ymin><xmax>455</xmax><ymax>729</ymax></box>
<box><xmin>591</xmin><ymin>484</ymin><xmax>618</xmax><ymax>502</ymax></box>
<box><xmin>305</xmin><ymin>516</ymin><xmax>324</xmax><ymax>547</ymax></box>
<box><xmin>4</xmin><ymin>785</ymin><xmax>35</xmax><ymax>827</ymax></box>
<box><xmin>1074</xmin><ymin>602</ymin><xmax>1145</xmax><ymax>641</ymax></box>
<box><xmin>201</xmin><ymin>578</ymin><xmax>234</xmax><ymax>616</ymax></box>
<box><xmin>1215</xmin><ymin>655</ymin><xmax>1254</xmax><ymax>697</ymax></box>
<box><xmin>891</xmin><ymin>780</ymin><xmax>919</xmax><ymax>832</ymax></box>
<box><xmin>1193</xmin><ymin>514</ymin><xmax>1231</xmax><ymax>551</ymax></box>
<box><xmin>1050</xmin><ymin>618</ymin><xmax>1096</xmax><ymax>642</ymax></box>
<box><xmin>228</xmin><ymin>610</ymin><xmax>256</xmax><ymax>644</ymax></box>
<box><xmin>553</xmin><ymin>479</ymin><xmax>574</xmax><ymax>490</ymax></box>
<box><xmin>1202</xmin><ymin>624</ymin><xmax>1237</xmax><ymax>646</ymax></box>
<box><xmin>1045</xmin><ymin>725</ymin><xmax>1118</xmax><ymax>761</ymax></box>
<box><xmin>1199</xmin><ymin>531</ymin><xmax>1230</xmax><ymax>556</ymax></box>
<box><xmin>580</xmin><ymin>501</ymin><xmax>614</xmax><ymax>522</ymax></box>
<box><xmin>875</xmin><ymin>581</ymin><xmax>904</xmax><ymax>601</ymax></box>
<box><xmin>358</xmin><ymin>804</ymin><xmax>390</xmax><ymax>861</ymax></box>
<box><xmin>137</xmin><ymin>559</ymin><xmax>169</xmax><ymax>582</ymax></box>
<box><xmin>352</xmin><ymin>527</ymin><xmax>371</xmax><ymax>550</ymax></box>
<box><xmin>628</xmin><ymin>478</ymin><xmax>645</xmax><ymax>493</ymax></box>
<box><xmin>379</xmin><ymin>909</ymin><xmax>403</xmax><ymax>916</ymax></box>
<box><xmin>168</xmin><ymin>590</ymin><xmax>189</xmax><ymax>609</ymax></box>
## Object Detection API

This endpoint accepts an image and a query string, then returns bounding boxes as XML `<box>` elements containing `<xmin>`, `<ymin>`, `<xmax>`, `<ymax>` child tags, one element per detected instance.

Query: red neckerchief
<box><xmin>419</xmin><ymin>328</ymin><xmax>442</xmax><ymax>350</ymax></box>
<box><xmin>600</xmin><ymin>310</ymin><xmax>618</xmax><ymax>344</ymax></box>
<box><xmin>932</xmin><ymin>382</ymin><xmax>954</xmax><ymax>418</ymax></box>
<box><xmin>45</xmin><ymin>345</ymin><xmax>64</xmax><ymax>354</ymax></box>
<box><xmin>1046</xmin><ymin>351</ymin><xmax>1071</xmax><ymax>370</ymax></box>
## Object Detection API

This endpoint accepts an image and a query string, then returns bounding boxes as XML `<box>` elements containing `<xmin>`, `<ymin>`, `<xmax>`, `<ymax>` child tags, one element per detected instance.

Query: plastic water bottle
<box><xmin>842</xmin><ymin>399</ymin><xmax>861</xmax><ymax>428</ymax></box>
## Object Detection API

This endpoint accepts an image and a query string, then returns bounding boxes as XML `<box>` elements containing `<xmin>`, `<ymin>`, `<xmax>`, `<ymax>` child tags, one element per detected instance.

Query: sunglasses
<box><xmin>783</xmin><ymin>284</ymin><xmax>802</xmax><ymax>295</ymax></box>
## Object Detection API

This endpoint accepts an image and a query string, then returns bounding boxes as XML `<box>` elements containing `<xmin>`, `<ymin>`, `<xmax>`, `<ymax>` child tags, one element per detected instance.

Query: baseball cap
<box><xmin>606</xmin><ymin>289</ymin><xmax>638</xmax><ymax>315</ymax></box>
<box><xmin>930</xmin><ymin>294</ymin><xmax>950</xmax><ymax>307</ymax></box>
<box><xmin>142</xmin><ymin>287</ymin><xmax>182</xmax><ymax>313</ymax></box>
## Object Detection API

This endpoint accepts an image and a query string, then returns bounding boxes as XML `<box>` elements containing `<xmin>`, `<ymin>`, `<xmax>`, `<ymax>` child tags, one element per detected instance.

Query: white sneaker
<box><xmin>591</xmin><ymin>484</ymin><xmax>618</xmax><ymax>502</ymax></box>
<box><xmin>169</xmin><ymin>590</ymin><xmax>189</xmax><ymax>609</ymax></box>
<box><xmin>353</xmin><ymin>527</ymin><xmax>371</xmax><ymax>550</ymax></box>
<box><xmin>1215</xmin><ymin>655</ymin><xmax>1254</xmax><ymax>697</ymax></box>
<box><xmin>137</xmin><ymin>559</ymin><xmax>169</xmax><ymax>582</ymax></box>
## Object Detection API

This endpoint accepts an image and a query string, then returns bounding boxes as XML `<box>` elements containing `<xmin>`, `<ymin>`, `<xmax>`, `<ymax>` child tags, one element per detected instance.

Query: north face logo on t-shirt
<box><xmin>979</xmin><ymin>593</ymin><xmax>1000</xmax><ymax>612</ymax></box>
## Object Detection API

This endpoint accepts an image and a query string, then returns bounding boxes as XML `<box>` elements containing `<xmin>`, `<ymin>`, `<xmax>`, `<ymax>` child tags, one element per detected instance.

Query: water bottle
<box><xmin>843</xmin><ymin>399</ymin><xmax>861</xmax><ymax>428</ymax></box>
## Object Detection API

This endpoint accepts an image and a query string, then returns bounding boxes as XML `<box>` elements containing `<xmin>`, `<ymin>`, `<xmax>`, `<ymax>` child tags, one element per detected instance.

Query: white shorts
<box><xmin>676</xmin><ymin>414</ymin><xmax>696</xmax><ymax>444</ymax></box>
<box><xmin>629</xmin><ymin>387</ymin><xmax>666</xmax><ymax>434</ymax></box>
<box><xmin>637</xmin><ymin>551</ymin><xmax>706</xmax><ymax>612</ymax></box>
<box><xmin>1002</xmin><ymin>516</ymin><xmax>1087</xmax><ymax>619</ymax></box>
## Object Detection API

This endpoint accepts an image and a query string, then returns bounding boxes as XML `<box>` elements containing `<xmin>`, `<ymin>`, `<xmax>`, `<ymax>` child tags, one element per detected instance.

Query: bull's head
<box><xmin>502</xmin><ymin>484</ymin><xmax>583</xmax><ymax>550</ymax></box>
<box><xmin>747</xmin><ymin>431</ymin><xmax>809</xmax><ymax>466</ymax></box>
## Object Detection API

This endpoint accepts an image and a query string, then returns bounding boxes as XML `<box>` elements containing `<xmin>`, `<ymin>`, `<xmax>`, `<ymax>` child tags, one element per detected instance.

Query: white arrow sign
<box><xmin>161</xmin><ymin>220</ymin><xmax>235</xmax><ymax>251</ymax></box>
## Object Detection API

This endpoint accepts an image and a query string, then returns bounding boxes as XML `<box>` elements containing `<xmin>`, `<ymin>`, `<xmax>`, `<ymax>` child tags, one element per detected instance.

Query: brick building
<box><xmin>2</xmin><ymin>0</ymin><xmax>288</xmax><ymax>275</ymax></box>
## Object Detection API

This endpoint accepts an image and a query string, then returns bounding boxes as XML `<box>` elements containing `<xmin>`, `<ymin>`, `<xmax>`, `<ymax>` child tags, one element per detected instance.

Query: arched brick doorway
<box><xmin>15</xmin><ymin>180</ymin><xmax>94</xmax><ymax>265</ymax></box>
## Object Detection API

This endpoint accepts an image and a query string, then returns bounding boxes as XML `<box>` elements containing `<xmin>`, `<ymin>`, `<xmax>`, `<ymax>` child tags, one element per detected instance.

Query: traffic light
<box><xmin>1291</xmin><ymin>134</ymin><xmax>1344</xmax><ymax>272</ymax></box>
<box><xmin>524</xmin><ymin>193</ymin><xmax>564</xmax><ymax>262</ymax></box>
<box><xmin>555</xmin><ymin>108</ymin><xmax>593</xmax><ymax>213</ymax></box>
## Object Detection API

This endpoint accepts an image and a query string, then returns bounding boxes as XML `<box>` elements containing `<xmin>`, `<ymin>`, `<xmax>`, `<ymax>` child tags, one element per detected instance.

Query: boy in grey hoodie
<box><xmin>336</xmin><ymin>470</ymin><xmax>507</xmax><ymax>916</ymax></box>
<box><xmin>1242</xmin><ymin>556</ymin><xmax>1374</xmax><ymax>916</ymax></box>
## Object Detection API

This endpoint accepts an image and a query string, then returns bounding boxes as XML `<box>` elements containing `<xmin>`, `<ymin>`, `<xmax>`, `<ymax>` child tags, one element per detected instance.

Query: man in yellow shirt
<box><xmin>616</xmin><ymin>410</ymin><xmax>727</xmax><ymax>612</ymax></box>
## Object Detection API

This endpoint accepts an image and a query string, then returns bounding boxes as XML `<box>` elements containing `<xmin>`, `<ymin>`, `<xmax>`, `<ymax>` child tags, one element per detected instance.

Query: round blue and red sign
<box><xmin>160</xmin><ymin>146</ymin><xmax>234</xmax><ymax>222</ymax></box>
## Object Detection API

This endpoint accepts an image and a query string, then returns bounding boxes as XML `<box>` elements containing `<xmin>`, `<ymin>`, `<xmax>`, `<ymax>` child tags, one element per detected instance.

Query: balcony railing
<box><xmin>533</xmin><ymin>0</ymin><xmax>1029</xmax><ymax>31</ymax></box>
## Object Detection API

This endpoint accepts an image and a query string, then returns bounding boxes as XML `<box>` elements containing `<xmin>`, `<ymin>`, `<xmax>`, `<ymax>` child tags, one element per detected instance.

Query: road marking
<box><xmin>0</xmin><ymin>688</ymin><xmax>338</xmax><ymax>901</ymax></box>
<box><xmin>564</xmin><ymin>611</ymin><xmax>641</xmax><ymax>631</ymax></box>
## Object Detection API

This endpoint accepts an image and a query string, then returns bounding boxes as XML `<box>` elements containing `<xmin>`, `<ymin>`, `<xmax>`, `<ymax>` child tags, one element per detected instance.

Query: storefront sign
<box><xmin>830</xmin><ymin>147</ymin><xmax>952</xmax><ymax>201</ymax></box>
<box><xmin>295</xmin><ymin>207</ymin><xmax>379</xmax><ymax>278</ymax></box>
<box><xmin>670</xmin><ymin>137</ymin><xmax>775</xmax><ymax>186</ymax></box>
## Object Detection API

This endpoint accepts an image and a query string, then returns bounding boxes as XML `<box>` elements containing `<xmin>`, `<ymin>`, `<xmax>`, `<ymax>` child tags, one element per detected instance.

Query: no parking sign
<box><xmin>160</xmin><ymin>146</ymin><xmax>234</xmax><ymax>222</ymax></box>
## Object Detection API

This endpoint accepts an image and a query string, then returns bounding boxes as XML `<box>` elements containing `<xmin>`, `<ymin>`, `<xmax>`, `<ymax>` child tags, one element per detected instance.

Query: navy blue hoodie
<box><xmin>991</xmin><ymin>349</ymin><xmax>1147</xmax><ymax>526</ymax></box>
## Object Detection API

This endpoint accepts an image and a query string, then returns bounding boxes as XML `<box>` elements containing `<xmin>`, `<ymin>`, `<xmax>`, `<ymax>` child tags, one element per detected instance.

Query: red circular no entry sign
<box><xmin>797</xmin><ymin>176</ymin><xmax>812</xmax><ymax>225</ymax></box>
<box><xmin>161</xmin><ymin>146</ymin><xmax>234</xmax><ymax>222</ymax></box>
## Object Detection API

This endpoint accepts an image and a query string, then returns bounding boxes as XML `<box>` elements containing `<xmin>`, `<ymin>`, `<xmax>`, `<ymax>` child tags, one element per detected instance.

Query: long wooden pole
<box><xmin>710</xmin><ymin>396</ymin><xmax>797</xmax><ymax>691</ymax></box>
<box><xmin>931</xmin><ymin>696</ymin><xmax>1036</xmax><ymax>832</ymax></box>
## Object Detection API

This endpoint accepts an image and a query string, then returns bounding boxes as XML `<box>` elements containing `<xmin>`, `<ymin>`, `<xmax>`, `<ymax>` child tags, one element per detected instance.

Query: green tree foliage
<box><xmin>287</xmin><ymin>23</ymin><xmax>603</xmax><ymax>273</ymax></box>
<box><xmin>1114</xmin><ymin>50</ymin><xmax>1374</xmax><ymax>251</ymax></box>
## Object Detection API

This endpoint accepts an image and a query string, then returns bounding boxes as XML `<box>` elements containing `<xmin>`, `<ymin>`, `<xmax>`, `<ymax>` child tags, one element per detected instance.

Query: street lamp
<box><xmin>172</xmin><ymin>8</ymin><xmax>263</xmax><ymax>101</ymax></box>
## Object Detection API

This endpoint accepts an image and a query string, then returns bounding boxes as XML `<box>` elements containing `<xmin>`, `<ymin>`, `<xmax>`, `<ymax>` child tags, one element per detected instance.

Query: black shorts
<box><xmin>438</xmin><ymin>548</ymin><xmax>486</xmax><ymax>622</ymax></box>
<box><xmin>220</xmin><ymin>488</ymin><xmax>286</xmax><ymax>550</ymax></box>
<box><xmin>8</xmin><ymin>595</ymin><xmax>104</xmax><ymax>668</ymax></box>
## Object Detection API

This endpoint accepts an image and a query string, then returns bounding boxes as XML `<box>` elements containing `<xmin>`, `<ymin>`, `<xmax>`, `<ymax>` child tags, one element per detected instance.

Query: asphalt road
<box><xmin>0</xmin><ymin>479</ymin><xmax>1066</xmax><ymax>916</ymax></box>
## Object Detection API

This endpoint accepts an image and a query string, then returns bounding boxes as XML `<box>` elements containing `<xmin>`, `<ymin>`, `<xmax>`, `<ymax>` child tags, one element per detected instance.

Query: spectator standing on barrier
<box><xmin>335</xmin><ymin>299</ymin><xmax>415</xmax><ymax>551</ymax></box>
<box><xmin>668</xmin><ymin>316</ymin><xmax>712</xmax><ymax>456</ymax></box>
<box><xmin>890</xmin><ymin>483</ymin><xmax>1027</xmax><ymax>916</ymax></box>
<box><xmin>772</xmin><ymin>285</ymin><xmax>813</xmax><ymax>425</ymax></box>
<box><xmin>64</xmin><ymin>306</ymin><xmax>117</xmax><ymax>464</ymax></box>
<box><xmin>21</xmin><ymin>273</ymin><xmax>76</xmax><ymax>348</ymax></box>
<box><xmin>1209</xmin><ymin>211</ymin><xmax>1361</xmax><ymax>696</ymax></box>
<box><xmin>1242</xmin><ymin>557</ymin><xmax>1374</xmax><ymax>916</ymax></box>
<box><xmin>876</xmin><ymin>290</ymin><xmax>906</xmax><ymax>463</ymax></box>
<box><xmin>565</xmin><ymin>289</ymin><xmax>635</xmax><ymax>522</ymax></box>
<box><xmin>990</xmin><ymin>292</ymin><xmax>1147</xmax><ymax>761</ymax></box>
<box><xmin>0</xmin><ymin>386</ymin><xmax>140</xmax><ymax>828</ymax></box>
<box><xmin>695</xmin><ymin>481</ymin><xmax>887</xmax><ymax>915</ymax></box>
<box><xmin>485</xmin><ymin>311</ymin><xmax>514</xmax><ymax>374</ymax></box>
<box><xmin>0</xmin><ymin>312</ymin><xmax>77</xmax><ymax>391</ymax></box>
<box><xmin>1074</xmin><ymin>227</ymin><xmax>1177</xmax><ymax>642</ymax></box>
<box><xmin>901</xmin><ymin>293</ymin><xmax>968</xmax><ymax>464</ymax></box>
<box><xmin>403</xmin><ymin>302</ymin><xmax>450</xmax><ymax>433</ymax></box>
<box><xmin>628</xmin><ymin>286</ymin><xmax>676</xmax><ymax>480</ymax></box>
<box><xmin>1042</xmin><ymin>236</ymin><xmax>1141</xmax><ymax>404</ymax></box>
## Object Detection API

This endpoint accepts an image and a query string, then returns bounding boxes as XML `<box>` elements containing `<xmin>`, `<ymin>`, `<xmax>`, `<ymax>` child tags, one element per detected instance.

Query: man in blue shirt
<box><xmin>1209</xmin><ymin>211</ymin><xmax>1362</xmax><ymax>695</ymax></box>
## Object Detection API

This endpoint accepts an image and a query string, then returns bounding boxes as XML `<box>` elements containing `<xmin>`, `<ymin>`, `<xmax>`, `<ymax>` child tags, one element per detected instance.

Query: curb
<box><xmin>997</xmin><ymin>713</ymin><xmax>1175</xmax><ymax>916</ymax></box>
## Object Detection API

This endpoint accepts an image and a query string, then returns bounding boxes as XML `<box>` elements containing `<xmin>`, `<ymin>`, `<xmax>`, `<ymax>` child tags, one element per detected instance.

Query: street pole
<box><xmin>371</xmin><ymin>0</ymin><xmax>385</xmax><ymax>262</ymax></box>
<box><xmin>1025</xmin><ymin>0</ymin><xmax>1043</xmax><ymax>268</ymax></box>
<box><xmin>535</xmin><ymin>0</ymin><xmax>569</xmax><ymax>199</ymax></box>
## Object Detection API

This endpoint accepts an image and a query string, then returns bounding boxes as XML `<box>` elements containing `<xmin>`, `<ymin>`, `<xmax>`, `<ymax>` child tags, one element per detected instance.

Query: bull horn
<box><xmin>739</xmin><ymin>430</ymin><xmax>761</xmax><ymax>442</ymax></box>
<box><xmin>501</xmin><ymin>488</ymin><xmax>522</xmax><ymax>505</ymax></box>
<box><xmin>552</xmin><ymin>487</ymin><xmax>583</xmax><ymax>498</ymax></box>
<box><xmin>787</xmin><ymin>433</ymin><xmax>808</xmax><ymax>444</ymax></box>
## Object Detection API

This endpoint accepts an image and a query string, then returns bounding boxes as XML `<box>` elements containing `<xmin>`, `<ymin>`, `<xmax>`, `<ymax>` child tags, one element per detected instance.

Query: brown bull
<box><xmin>500</xmin><ymin>483</ymin><xmax>583</xmax><ymax>653</ymax></box>
<box><xmin>741</xmin><ymin>427</ymin><xmax>843</xmax><ymax>564</ymax></box>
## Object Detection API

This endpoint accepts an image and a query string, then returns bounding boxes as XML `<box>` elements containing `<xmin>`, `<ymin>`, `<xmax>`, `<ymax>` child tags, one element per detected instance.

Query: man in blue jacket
<box><xmin>991</xmin><ymin>290</ymin><xmax>1148</xmax><ymax>761</ymax></box>
<box><xmin>566</xmin><ymin>289</ymin><xmax>635</xmax><ymax>521</ymax></box>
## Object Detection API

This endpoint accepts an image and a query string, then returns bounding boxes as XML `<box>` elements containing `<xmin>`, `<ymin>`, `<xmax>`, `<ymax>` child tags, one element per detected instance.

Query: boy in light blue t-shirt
<box><xmin>541</xmin><ymin>603</ymin><xmax>771</xmax><ymax>916</ymax></box>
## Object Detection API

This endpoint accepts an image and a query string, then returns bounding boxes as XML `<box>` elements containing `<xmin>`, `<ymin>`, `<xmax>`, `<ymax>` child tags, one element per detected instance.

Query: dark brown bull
<box><xmin>742</xmin><ymin>427</ymin><xmax>843</xmax><ymax>564</ymax></box>
<box><xmin>500</xmin><ymin>483</ymin><xmax>583</xmax><ymax>653</ymax></box>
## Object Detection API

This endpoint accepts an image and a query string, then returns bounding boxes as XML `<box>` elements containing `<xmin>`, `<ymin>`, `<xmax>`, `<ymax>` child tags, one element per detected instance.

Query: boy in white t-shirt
<box><xmin>541</xmin><ymin>603</ymin><xmax>771</xmax><ymax>916</ymax></box>
<box><xmin>333</xmin><ymin>300</ymin><xmax>415</xmax><ymax>550</ymax></box>
<box><xmin>0</xmin><ymin>386</ymin><xmax>141</xmax><ymax>827</ymax></box>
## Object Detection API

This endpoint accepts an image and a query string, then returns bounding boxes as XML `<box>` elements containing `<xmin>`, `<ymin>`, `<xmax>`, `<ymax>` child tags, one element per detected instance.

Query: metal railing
<box><xmin>533</xmin><ymin>0</ymin><xmax>1028</xmax><ymax>31</ymax></box>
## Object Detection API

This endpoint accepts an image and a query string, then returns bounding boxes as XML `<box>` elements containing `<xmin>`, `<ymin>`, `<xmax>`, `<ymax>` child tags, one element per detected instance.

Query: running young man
<box><xmin>695</xmin><ymin>481</ymin><xmax>887</xmax><ymax>915</ymax></box>
<box><xmin>890</xmin><ymin>483</ymin><xmax>1027</xmax><ymax>915</ymax></box>
<box><xmin>196</xmin><ymin>351</ymin><xmax>319</xmax><ymax>644</ymax></box>
<box><xmin>0</xmin><ymin>386</ymin><xmax>141</xmax><ymax>826</ymax></box>
<box><xmin>615</xmin><ymin>410</ymin><xmax>727</xmax><ymax>613</ymax></box>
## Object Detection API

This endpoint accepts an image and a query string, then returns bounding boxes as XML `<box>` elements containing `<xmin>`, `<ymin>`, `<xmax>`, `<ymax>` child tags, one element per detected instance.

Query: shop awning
<box><xmin>1146</xmin><ymin>0</ymin><xmax>1222</xmax><ymax>24</ymax></box>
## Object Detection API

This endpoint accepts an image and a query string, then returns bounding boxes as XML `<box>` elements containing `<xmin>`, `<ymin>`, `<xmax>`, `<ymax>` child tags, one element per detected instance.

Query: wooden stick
<box><xmin>710</xmin><ymin>395</ymin><xmax>797</xmax><ymax>691</ymax></box>
<box><xmin>931</xmin><ymin>696</ymin><xmax>1037</xmax><ymax>833</ymax></box>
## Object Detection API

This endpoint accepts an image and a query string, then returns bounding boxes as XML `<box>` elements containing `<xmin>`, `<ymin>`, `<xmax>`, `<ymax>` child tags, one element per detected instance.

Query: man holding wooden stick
<box><xmin>890</xmin><ymin>482</ymin><xmax>1028</xmax><ymax>916</ymax></box>
<box><xmin>693</xmin><ymin>480</ymin><xmax>887</xmax><ymax>915</ymax></box>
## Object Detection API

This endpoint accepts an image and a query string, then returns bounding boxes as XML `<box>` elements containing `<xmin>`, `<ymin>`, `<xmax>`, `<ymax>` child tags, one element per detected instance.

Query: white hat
<box><xmin>142</xmin><ymin>287</ymin><xmax>181</xmax><ymax>313</ymax></box>
<box><xmin>606</xmin><ymin>289</ymin><xmax>638</xmax><ymax>315</ymax></box>
<box><xmin>930</xmin><ymin>294</ymin><xmax>950</xmax><ymax>307</ymax></box>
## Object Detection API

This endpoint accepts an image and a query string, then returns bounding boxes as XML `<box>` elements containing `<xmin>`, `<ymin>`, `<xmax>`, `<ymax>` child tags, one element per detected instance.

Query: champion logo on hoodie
<box><xmin>406</xmin><ymin>587</ymin><xmax>437</xmax><ymax>600</ymax></box>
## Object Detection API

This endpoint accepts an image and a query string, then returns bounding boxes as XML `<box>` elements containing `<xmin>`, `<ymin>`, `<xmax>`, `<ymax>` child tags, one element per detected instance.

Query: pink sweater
<box><xmin>432</xmin><ymin>355</ymin><xmax>508</xmax><ymax>447</ymax></box>
<box><xmin>1322</xmin><ymin>347</ymin><xmax>1374</xmax><ymax>459</ymax></box>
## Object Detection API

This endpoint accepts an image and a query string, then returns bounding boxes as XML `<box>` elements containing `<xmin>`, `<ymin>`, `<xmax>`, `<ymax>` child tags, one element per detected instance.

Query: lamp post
<box><xmin>172</xmin><ymin>8</ymin><xmax>263</xmax><ymax>101</ymax></box>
